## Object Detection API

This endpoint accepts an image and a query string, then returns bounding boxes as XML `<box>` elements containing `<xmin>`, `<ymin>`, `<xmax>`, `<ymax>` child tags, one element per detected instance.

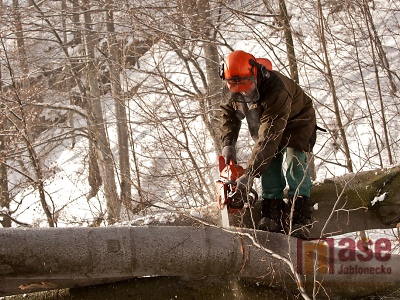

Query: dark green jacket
<box><xmin>220</xmin><ymin>70</ymin><xmax>317</xmax><ymax>177</ymax></box>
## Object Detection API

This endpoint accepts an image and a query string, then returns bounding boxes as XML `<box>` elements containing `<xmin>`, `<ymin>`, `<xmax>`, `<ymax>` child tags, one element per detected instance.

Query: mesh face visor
<box><xmin>225</xmin><ymin>77</ymin><xmax>255</xmax><ymax>93</ymax></box>
<box><xmin>224</xmin><ymin>77</ymin><xmax>260</xmax><ymax>103</ymax></box>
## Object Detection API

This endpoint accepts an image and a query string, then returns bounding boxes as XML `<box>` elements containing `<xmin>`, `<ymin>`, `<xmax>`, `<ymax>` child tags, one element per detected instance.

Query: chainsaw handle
<box><xmin>220</xmin><ymin>179</ymin><xmax>258</xmax><ymax>201</ymax></box>
<box><xmin>228</xmin><ymin>187</ymin><xmax>258</xmax><ymax>204</ymax></box>
<box><xmin>250</xmin><ymin>188</ymin><xmax>258</xmax><ymax>200</ymax></box>
<box><xmin>217</xmin><ymin>178</ymin><xmax>235</xmax><ymax>185</ymax></box>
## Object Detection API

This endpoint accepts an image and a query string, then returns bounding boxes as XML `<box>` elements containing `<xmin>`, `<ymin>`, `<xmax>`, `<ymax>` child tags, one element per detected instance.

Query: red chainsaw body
<box><xmin>215</xmin><ymin>155</ymin><xmax>245</xmax><ymax>213</ymax></box>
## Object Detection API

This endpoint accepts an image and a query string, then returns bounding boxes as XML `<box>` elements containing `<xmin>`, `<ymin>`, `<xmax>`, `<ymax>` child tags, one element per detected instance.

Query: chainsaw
<box><xmin>215</xmin><ymin>156</ymin><xmax>258</xmax><ymax>227</ymax></box>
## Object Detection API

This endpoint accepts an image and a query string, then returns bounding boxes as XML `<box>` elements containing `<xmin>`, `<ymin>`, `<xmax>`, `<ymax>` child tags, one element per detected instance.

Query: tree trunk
<box><xmin>81</xmin><ymin>0</ymin><xmax>120</xmax><ymax>223</ymax></box>
<box><xmin>12</xmin><ymin>0</ymin><xmax>29</xmax><ymax>75</ymax></box>
<box><xmin>278</xmin><ymin>0</ymin><xmax>299</xmax><ymax>83</ymax></box>
<box><xmin>203</xmin><ymin>42</ymin><xmax>222</xmax><ymax>153</ymax></box>
<box><xmin>0</xmin><ymin>66</ymin><xmax>11</xmax><ymax>228</ymax></box>
<box><xmin>71</xmin><ymin>0</ymin><xmax>82</xmax><ymax>46</ymax></box>
<box><xmin>87</xmin><ymin>130</ymin><xmax>102</xmax><ymax>200</ymax></box>
<box><xmin>192</xmin><ymin>0</ymin><xmax>223</xmax><ymax>153</ymax></box>
<box><xmin>1</xmin><ymin>223</ymin><xmax>399</xmax><ymax>299</ymax></box>
<box><xmin>61</xmin><ymin>0</ymin><xmax>67</xmax><ymax>44</ymax></box>
<box><xmin>105</xmin><ymin>3</ymin><xmax>132</xmax><ymax>213</ymax></box>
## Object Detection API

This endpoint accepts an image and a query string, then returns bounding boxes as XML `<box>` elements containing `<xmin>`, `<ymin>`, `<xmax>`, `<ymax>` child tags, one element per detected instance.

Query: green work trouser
<box><xmin>261</xmin><ymin>148</ymin><xmax>312</xmax><ymax>199</ymax></box>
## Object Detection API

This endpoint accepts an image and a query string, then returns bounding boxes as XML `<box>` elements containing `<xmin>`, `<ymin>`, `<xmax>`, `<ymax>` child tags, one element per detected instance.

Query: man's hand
<box><xmin>229</xmin><ymin>174</ymin><xmax>253</xmax><ymax>202</ymax></box>
<box><xmin>222</xmin><ymin>145</ymin><xmax>236</xmax><ymax>165</ymax></box>
<box><xmin>235</xmin><ymin>174</ymin><xmax>253</xmax><ymax>194</ymax></box>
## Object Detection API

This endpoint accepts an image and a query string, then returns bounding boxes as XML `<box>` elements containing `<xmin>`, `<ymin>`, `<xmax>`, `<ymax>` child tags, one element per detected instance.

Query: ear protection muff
<box><xmin>259</xmin><ymin>64</ymin><xmax>270</xmax><ymax>79</ymax></box>
<box><xmin>249</xmin><ymin>59</ymin><xmax>270</xmax><ymax>79</ymax></box>
<box><xmin>219</xmin><ymin>62</ymin><xmax>225</xmax><ymax>79</ymax></box>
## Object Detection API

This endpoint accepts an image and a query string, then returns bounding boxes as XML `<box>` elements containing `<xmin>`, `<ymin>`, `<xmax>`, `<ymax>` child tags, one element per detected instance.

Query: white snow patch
<box><xmin>143</xmin><ymin>217</ymin><xmax>154</xmax><ymax>225</ymax></box>
<box><xmin>190</xmin><ymin>209</ymin><xmax>203</xmax><ymax>219</ymax></box>
<box><xmin>371</xmin><ymin>192</ymin><xmax>388</xmax><ymax>206</ymax></box>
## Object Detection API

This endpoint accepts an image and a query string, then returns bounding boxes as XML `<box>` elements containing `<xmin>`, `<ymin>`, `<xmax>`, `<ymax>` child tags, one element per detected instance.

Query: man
<box><xmin>219</xmin><ymin>50</ymin><xmax>317</xmax><ymax>239</ymax></box>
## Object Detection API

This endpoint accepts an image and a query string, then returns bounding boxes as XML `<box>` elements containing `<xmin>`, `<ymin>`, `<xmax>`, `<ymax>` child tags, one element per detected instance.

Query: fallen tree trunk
<box><xmin>0</xmin><ymin>226</ymin><xmax>288</xmax><ymax>297</ymax></box>
<box><xmin>1</xmin><ymin>226</ymin><xmax>399</xmax><ymax>299</ymax></box>
<box><xmin>234</xmin><ymin>166</ymin><xmax>400</xmax><ymax>237</ymax></box>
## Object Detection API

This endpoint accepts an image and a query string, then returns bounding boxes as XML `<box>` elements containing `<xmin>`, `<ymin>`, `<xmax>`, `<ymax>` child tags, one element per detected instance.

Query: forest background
<box><xmin>0</xmin><ymin>0</ymin><xmax>399</xmax><ymax>229</ymax></box>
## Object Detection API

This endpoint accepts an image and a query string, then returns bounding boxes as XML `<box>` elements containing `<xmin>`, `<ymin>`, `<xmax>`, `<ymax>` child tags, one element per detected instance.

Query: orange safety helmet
<box><xmin>222</xmin><ymin>50</ymin><xmax>257</xmax><ymax>80</ymax></box>
<box><xmin>220</xmin><ymin>51</ymin><xmax>273</xmax><ymax>93</ymax></box>
<box><xmin>220</xmin><ymin>50</ymin><xmax>257</xmax><ymax>93</ymax></box>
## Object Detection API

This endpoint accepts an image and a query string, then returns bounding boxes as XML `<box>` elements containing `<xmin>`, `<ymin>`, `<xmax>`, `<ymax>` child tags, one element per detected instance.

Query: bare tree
<box><xmin>316</xmin><ymin>0</ymin><xmax>353</xmax><ymax>172</ymax></box>
<box><xmin>81</xmin><ymin>0</ymin><xmax>120</xmax><ymax>223</ymax></box>
<box><xmin>361</xmin><ymin>0</ymin><xmax>394</xmax><ymax>165</ymax></box>
<box><xmin>348</xmin><ymin>13</ymin><xmax>383</xmax><ymax>168</ymax></box>
<box><xmin>1</xmin><ymin>64</ymin><xmax>55</xmax><ymax>227</ymax></box>
<box><xmin>105</xmin><ymin>1</ymin><xmax>132</xmax><ymax>214</ymax></box>
<box><xmin>0</xmin><ymin>65</ymin><xmax>12</xmax><ymax>227</ymax></box>
<box><xmin>191</xmin><ymin>0</ymin><xmax>224</xmax><ymax>153</ymax></box>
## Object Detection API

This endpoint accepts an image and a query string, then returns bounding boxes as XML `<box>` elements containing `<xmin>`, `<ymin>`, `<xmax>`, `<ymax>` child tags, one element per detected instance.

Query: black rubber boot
<box><xmin>257</xmin><ymin>198</ymin><xmax>285</xmax><ymax>233</ymax></box>
<box><xmin>289</xmin><ymin>196</ymin><xmax>314</xmax><ymax>239</ymax></box>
